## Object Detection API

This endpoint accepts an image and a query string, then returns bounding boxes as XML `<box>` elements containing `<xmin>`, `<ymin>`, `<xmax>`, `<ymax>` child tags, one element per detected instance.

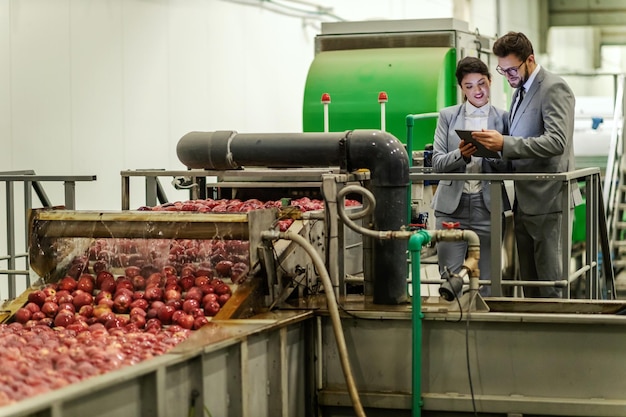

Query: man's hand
<box><xmin>472</xmin><ymin>129</ymin><xmax>504</xmax><ymax>151</ymax></box>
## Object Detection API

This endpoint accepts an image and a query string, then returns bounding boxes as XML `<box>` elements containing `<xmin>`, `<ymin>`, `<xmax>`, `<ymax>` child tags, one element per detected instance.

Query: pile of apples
<box><xmin>86</xmin><ymin>237</ymin><xmax>250</xmax><ymax>285</ymax></box>
<box><xmin>14</xmin><ymin>262</ymin><xmax>233</xmax><ymax>332</ymax></box>
<box><xmin>1</xmin><ymin>234</ymin><xmax>249</xmax><ymax>405</ymax></box>
<box><xmin>139</xmin><ymin>196</ymin><xmax>362</xmax><ymax>231</ymax></box>
<box><xmin>0</xmin><ymin>321</ymin><xmax>191</xmax><ymax>405</ymax></box>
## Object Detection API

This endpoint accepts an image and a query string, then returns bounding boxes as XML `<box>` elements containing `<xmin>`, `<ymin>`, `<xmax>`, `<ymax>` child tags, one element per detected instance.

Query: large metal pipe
<box><xmin>177</xmin><ymin>129</ymin><xmax>410</xmax><ymax>304</ymax></box>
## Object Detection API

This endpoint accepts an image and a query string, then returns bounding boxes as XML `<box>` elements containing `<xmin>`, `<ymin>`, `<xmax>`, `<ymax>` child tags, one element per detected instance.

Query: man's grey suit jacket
<box><xmin>502</xmin><ymin>67</ymin><xmax>577</xmax><ymax>215</ymax></box>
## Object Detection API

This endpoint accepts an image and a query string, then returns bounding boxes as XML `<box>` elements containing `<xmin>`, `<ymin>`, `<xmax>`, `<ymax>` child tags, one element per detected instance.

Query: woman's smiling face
<box><xmin>461</xmin><ymin>73</ymin><xmax>491</xmax><ymax>108</ymax></box>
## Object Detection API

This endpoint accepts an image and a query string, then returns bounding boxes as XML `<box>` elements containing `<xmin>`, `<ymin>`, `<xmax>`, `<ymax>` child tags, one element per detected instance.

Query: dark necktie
<box><xmin>511</xmin><ymin>87</ymin><xmax>525</xmax><ymax>121</ymax></box>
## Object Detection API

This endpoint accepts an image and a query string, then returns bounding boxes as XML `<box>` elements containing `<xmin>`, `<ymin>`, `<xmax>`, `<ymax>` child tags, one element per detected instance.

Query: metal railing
<box><xmin>0</xmin><ymin>171</ymin><xmax>97</xmax><ymax>300</ymax></box>
<box><xmin>409</xmin><ymin>167</ymin><xmax>614</xmax><ymax>299</ymax></box>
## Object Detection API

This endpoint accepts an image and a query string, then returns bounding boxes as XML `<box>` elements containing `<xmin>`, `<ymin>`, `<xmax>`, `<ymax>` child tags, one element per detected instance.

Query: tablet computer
<box><xmin>455</xmin><ymin>130</ymin><xmax>500</xmax><ymax>159</ymax></box>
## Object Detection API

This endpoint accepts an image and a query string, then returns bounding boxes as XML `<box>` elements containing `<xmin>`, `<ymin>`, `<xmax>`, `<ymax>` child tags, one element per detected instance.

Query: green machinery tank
<box><xmin>302</xmin><ymin>18</ymin><xmax>500</xmax><ymax>152</ymax></box>
<box><xmin>303</xmin><ymin>47</ymin><xmax>456</xmax><ymax>151</ymax></box>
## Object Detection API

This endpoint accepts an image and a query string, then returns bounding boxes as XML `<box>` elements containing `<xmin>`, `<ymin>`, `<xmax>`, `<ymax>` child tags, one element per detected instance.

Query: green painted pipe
<box><xmin>406</xmin><ymin>112</ymin><xmax>440</xmax><ymax>224</ymax></box>
<box><xmin>408</xmin><ymin>230</ymin><xmax>432</xmax><ymax>417</ymax></box>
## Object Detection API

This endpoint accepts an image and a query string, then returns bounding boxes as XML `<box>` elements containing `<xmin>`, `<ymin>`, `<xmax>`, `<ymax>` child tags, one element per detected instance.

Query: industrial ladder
<box><xmin>604</xmin><ymin>75</ymin><xmax>626</xmax><ymax>279</ymax></box>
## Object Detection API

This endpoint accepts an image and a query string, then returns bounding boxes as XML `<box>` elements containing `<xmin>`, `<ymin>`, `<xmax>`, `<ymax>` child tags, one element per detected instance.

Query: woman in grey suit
<box><xmin>431</xmin><ymin>57</ymin><xmax>509</xmax><ymax>297</ymax></box>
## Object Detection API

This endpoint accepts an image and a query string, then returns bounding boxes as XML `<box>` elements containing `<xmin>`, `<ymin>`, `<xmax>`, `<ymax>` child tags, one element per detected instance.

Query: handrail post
<box><xmin>6</xmin><ymin>180</ymin><xmax>16</xmax><ymax>298</ymax></box>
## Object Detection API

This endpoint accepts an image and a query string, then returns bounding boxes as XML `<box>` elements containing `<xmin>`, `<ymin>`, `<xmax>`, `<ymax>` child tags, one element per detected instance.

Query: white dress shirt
<box><xmin>463</xmin><ymin>101</ymin><xmax>490</xmax><ymax>194</ymax></box>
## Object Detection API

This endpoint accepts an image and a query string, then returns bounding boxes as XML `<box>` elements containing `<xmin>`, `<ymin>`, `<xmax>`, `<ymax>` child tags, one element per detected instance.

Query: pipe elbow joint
<box><xmin>346</xmin><ymin>130</ymin><xmax>410</xmax><ymax>187</ymax></box>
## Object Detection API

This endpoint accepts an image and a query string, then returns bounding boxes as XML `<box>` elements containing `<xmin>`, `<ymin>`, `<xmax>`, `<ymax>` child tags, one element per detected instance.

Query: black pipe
<box><xmin>176</xmin><ymin>129</ymin><xmax>409</xmax><ymax>304</ymax></box>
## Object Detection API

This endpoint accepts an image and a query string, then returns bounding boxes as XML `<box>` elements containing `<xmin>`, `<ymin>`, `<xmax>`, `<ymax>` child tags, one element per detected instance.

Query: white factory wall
<box><xmin>0</xmin><ymin>0</ymin><xmax>460</xmax><ymax>213</ymax></box>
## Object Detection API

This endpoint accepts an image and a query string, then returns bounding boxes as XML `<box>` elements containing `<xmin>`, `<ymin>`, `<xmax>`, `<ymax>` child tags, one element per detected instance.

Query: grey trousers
<box><xmin>435</xmin><ymin>193</ymin><xmax>493</xmax><ymax>296</ymax></box>
<box><xmin>514</xmin><ymin>209</ymin><xmax>563</xmax><ymax>298</ymax></box>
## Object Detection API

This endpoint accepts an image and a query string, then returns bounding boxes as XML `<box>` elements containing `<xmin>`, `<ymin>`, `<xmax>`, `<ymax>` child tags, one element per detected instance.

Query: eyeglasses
<box><xmin>496</xmin><ymin>60</ymin><xmax>527</xmax><ymax>76</ymax></box>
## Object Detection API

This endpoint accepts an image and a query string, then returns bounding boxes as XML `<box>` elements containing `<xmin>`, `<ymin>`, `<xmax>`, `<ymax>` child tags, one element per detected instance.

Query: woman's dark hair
<box><xmin>492</xmin><ymin>31</ymin><xmax>534</xmax><ymax>61</ymax></box>
<box><xmin>455</xmin><ymin>56</ymin><xmax>491</xmax><ymax>86</ymax></box>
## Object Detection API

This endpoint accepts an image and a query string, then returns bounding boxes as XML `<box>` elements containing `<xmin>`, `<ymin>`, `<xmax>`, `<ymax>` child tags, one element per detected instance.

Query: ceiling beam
<box><xmin>549</xmin><ymin>0</ymin><xmax>626</xmax><ymax>26</ymax></box>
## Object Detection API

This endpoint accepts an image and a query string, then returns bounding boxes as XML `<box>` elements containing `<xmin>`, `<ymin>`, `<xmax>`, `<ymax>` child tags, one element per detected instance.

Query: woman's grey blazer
<box><xmin>431</xmin><ymin>103</ymin><xmax>510</xmax><ymax>215</ymax></box>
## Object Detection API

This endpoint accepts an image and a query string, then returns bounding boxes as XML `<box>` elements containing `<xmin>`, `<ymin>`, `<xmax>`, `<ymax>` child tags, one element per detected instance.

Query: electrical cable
<box><xmin>465</xmin><ymin>290</ymin><xmax>479</xmax><ymax>417</ymax></box>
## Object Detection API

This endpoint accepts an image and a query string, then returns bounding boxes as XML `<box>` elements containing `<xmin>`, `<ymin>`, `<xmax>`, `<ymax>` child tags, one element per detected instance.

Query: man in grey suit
<box><xmin>473</xmin><ymin>32</ymin><xmax>576</xmax><ymax>298</ymax></box>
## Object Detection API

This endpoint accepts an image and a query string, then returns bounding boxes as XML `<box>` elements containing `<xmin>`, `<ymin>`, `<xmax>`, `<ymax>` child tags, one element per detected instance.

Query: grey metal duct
<box><xmin>176</xmin><ymin>129</ymin><xmax>410</xmax><ymax>304</ymax></box>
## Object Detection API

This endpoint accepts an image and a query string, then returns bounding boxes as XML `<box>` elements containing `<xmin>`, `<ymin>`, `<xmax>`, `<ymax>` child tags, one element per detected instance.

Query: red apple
<box><xmin>96</xmin><ymin>270</ymin><xmax>114</xmax><ymax>289</ymax></box>
<box><xmin>124</xmin><ymin>266</ymin><xmax>142</xmax><ymax>278</ymax></box>
<box><xmin>144</xmin><ymin>286</ymin><xmax>163</xmax><ymax>302</ymax></box>
<box><xmin>41</xmin><ymin>301</ymin><xmax>59</xmax><ymax>318</ymax></box>
<box><xmin>113</xmin><ymin>293</ymin><xmax>132</xmax><ymax>314</ymax></box>
<box><xmin>179</xmin><ymin>275</ymin><xmax>195</xmax><ymax>291</ymax></box>
<box><xmin>27</xmin><ymin>290</ymin><xmax>47</xmax><ymax>306</ymax></box>
<box><xmin>130</xmin><ymin>313</ymin><xmax>146</xmax><ymax>329</ymax></box>
<box><xmin>200</xmin><ymin>284</ymin><xmax>215</xmax><ymax>295</ymax></box>
<box><xmin>92</xmin><ymin>260</ymin><xmax>108</xmax><ymax>275</ymax></box>
<box><xmin>162</xmin><ymin>265</ymin><xmax>177</xmax><ymax>276</ymax></box>
<box><xmin>146</xmin><ymin>272</ymin><xmax>164</xmax><ymax>288</ymax></box>
<box><xmin>72</xmin><ymin>290</ymin><xmax>93</xmax><ymax>309</ymax></box>
<box><xmin>130</xmin><ymin>298</ymin><xmax>149</xmax><ymax>311</ymax></box>
<box><xmin>130</xmin><ymin>306</ymin><xmax>147</xmax><ymax>317</ymax></box>
<box><xmin>172</xmin><ymin>309</ymin><xmax>186</xmax><ymax>324</ymax></box>
<box><xmin>185</xmin><ymin>287</ymin><xmax>203</xmax><ymax>302</ymax></box>
<box><xmin>178</xmin><ymin>314</ymin><xmax>195</xmax><ymax>330</ymax></box>
<box><xmin>145</xmin><ymin>318</ymin><xmax>162</xmax><ymax>332</ymax></box>
<box><xmin>230</xmin><ymin>262</ymin><xmax>249</xmax><ymax>284</ymax></box>
<box><xmin>195</xmin><ymin>267</ymin><xmax>213</xmax><ymax>279</ymax></box>
<box><xmin>180</xmin><ymin>264</ymin><xmax>196</xmax><ymax>277</ymax></box>
<box><xmin>14</xmin><ymin>308</ymin><xmax>32</xmax><ymax>324</ymax></box>
<box><xmin>215</xmin><ymin>283</ymin><xmax>231</xmax><ymax>296</ymax></box>
<box><xmin>93</xmin><ymin>304</ymin><xmax>112</xmax><ymax>319</ymax></box>
<box><xmin>203</xmin><ymin>300</ymin><xmax>220</xmax><ymax>316</ymax></box>
<box><xmin>78</xmin><ymin>304</ymin><xmax>94</xmax><ymax>318</ymax></box>
<box><xmin>193</xmin><ymin>316</ymin><xmax>209</xmax><ymax>330</ymax></box>
<box><xmin>194</xmin><ymin>276</ymin><xmax>210</xmax><ymax>287</ymax></box>
<box><xmin>105</xmin><ymin>317</ymin><xmax>125</xmax><ymax>330</ymax></box>
<box><xmin>157</xmin><ymin>305</ymin><xmax>176</xmax><ymax>324</ymax></box>
<box><xmin>58</xmin><ymin>302</ymin><xmax>75</xmax><ymax>313</ymax></box>
<box><xmin>95</xmin><ymin>290</ymin><xmax>112</xmax><ymax>304</ymax></box>
<box><xmin>58</xmin><ymin>276</ymin><xmax>78</xmax><ymax>292</ymax></box>
<box><xmin>97</xmin><ymin>310</ymin><xmax>116</xmax><ymax>325</ymax></box>
<box><xmin>182</xmin><ymin>299</ymin><xmax>200</xmax><ymax>314</ymax></box>
<box><xmin>54</xmin><ymin>310</ymin><xmax>75</xmax><ymax>327</ymax></box>
<box><xmin>100</xmin><ymin>277</ymin><xmax>117</xmax><ymax>293</ymax></box>
<box><xmin>164</xmin><ymin>288</ymin><xmax>182</xmax><ymax>302</ymax></box>
<box><xmin>116</xmin><ymin>278</ymin><xmax>134</xmax><ymax>293</ymax></box>
<box><xmin>24</xmin><ymin>302</ymin><xmax>41</xmax><ymax>314</ymax></box>
<box><xmin>217</xmin><ymin>293</ymin><xmax>231</xmax><ymax>306</ymax></box>
<box><xmin>131</xmin><ymin>275</ymin><xmax>146</xmax><ymax>290</ymax></box>
<box><xmin>32</xmin><ymin>311</ymin><xmax>46</xmax><ymax>321</ymax></box>
<box><xmin>42</xmin><ymin>285</ymin><xmax>57</xmax><ymax>298</ymax></box>
<box><xmin>150</xmin><ymin>301</ymin><xmax>165</xmax><ymax>311</ymax></box>
<box><xmin>215</xmin><ymin>260</ymin><xmax>233</xmax><ymax>277</ymax></box>
<box><xmin>166</xmin><ymin>299</ymin><xmax>183</xmax><ymax>310</ymax></box>
<box><xmin>76</xmin><ymin>275</ymin><xmax>95</xmax><ymax>293</ymax></box>
<box><xmin>202</xmin><ymin>293</ymin><xmax>218</xmax><ymax>305</ymax></box>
